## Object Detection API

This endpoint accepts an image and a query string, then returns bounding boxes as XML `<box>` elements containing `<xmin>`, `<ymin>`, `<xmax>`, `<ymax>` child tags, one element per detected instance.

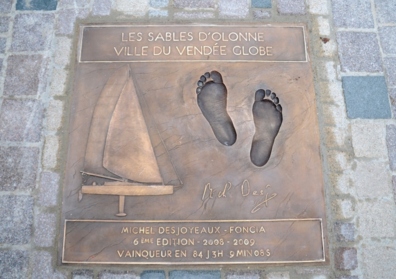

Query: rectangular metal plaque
<box><xmin>61</xmin><ymin>24</ymin><xmax>327</xmax><ymax>265</ymax></box>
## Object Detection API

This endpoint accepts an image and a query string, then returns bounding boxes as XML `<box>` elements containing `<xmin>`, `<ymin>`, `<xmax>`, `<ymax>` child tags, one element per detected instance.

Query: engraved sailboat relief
<box><xmin>79</xmin><ymin>65</ymin><xmax>174</xmax><ymax>217</ymax></box>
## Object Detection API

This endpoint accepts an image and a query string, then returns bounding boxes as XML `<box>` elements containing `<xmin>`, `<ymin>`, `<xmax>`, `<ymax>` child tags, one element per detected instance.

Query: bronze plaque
<box><xmin>61</xmin><ymin>24</ymin><xmax>327</xmax><ymax>265</ymax></box>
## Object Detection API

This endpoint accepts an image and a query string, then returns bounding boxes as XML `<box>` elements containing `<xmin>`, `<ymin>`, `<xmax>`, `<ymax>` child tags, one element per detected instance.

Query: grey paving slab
<box><xmin>334</xmin><ymin>222</ymin><xmax>355</xmax><ymax>242</ymax></box>
<box><xmin>38</xmin><ymin>171</ymin><xmax>60</xmax><ymax>207</ymax></box>
<box><xmin>252</xmin><ymin>0</ymin><xmax>271</xmax><ymax>8</ymax></box>
<box><xmin>390</xmin><ymin>88</ymin><xmax>396</xmax><ymax>118</ymax></box>
<box><xmin>334</xmin><ymin>248</ymin><xmax>357</xmax><ymax>270</ymax></box>
<box><xmin>11</xmin><ymin>13</ymin><xmax>55</xmax><ymax>52</ymax></box>
<box><xmin>173</xmin><ymin>0</ymin><xmax>215</xmax><ymax>8</ymax></box>
<box><xmin>149</xmin><ymin>9</ymin><xmax>168</xmax><ymax>18</ymax></box>
<box><xmin>0</xmin><ymin>99</ymin><xmax>43</xmax><ymax>142</ymax></box>
<box><xmin>72</xmin><ymin>270</ymin><xmax>94</xmax><ymax>279</ymax></box>
<box><xmin>219</xmin><ymin>0</ymin><xmax>249</xmax><ymax>18</ymax></box>
<box><xmin>16</xmin><ymin>0</ymin><xmax>57</xmax><ymax>10</ymax></box>
<box><xmin>150</xmin><ymin>0</ymin><xmax>168</xmax><ymax>8</ymax></box>
<box><xmin>374</xmin><ymin>0</ymin><xmax>396</xmax><ymax>24</ymax></box>
<box><xmin>384</xmin><ymin>57</ymin><xmax>396</xmax><ymax>87</ymax></box>
<box><xmin>362</xmin><ymin>244</ymin><xmax>396</xmax><ymax>278</ymax></box>
<box><xmin>253</xmin><ymin>9</ymin><xmax>271</xmax><ymax>19</ymax></box>
<box><xmin>0</xmin><ymin>37</ymin><xmax>6</xmax><ymax>53</ymax></box>
<box><xmin>0</xmin><ymin>196</ymin><xmax>33</xmax><ymax>244</ymax></box>
<box><xmin>174</xmin><ymin>11</ymin><xmax>214</xmax><ymax>19</ymax></box>
<box><xmin>31</xmin><ymin>251</ymin><xmax>54</xmax><ymax>279</ymax></box>
<box><xmin>141</xmin><ymin>271</ymin><xmax>166</xmax><ymax>279</ymax></box>
<box><xmin>277</xmin><ymin>0</ymin><xmax>305</xmax><ymax>15</ymax></box>
<box><xmin>342</xmin><ymin>76</ymin><xmax>391</xmax><ymax>119</ymax></box>
<box><xmin>170</xmin><ymin>271</ymin><xmax>221</xmax><ymax>279</ymax></box>
<box><xmin>0</xmin><ymin>16</ymin><xmax>9</xmax><ymax>33</ymax></box>
<box><xmin>337</xmin><ymin>32</ymin><xmax>382</xmax><ymax>72</ymax></box>
<box><xmin>386</xmin><ymin>124</ymin><xmax>396</xmax><ymax>171</ymax></box>
<box><xmin>0</xmin><ymin>1</ymin><xmax>12</xmax><ymax>12</ymax></box>
<box><xmin>0</xmin><ymin>147</ymin><xmax>39</xmax><ymax>191</ymax></box>
<box><xmin>92</xmin><ymin>0</ymin><xmax>113</xmax><ymax>16</ymax></box>
<box><xmin>56</xmin><ymin>9</ymin><xmax>89</xmax><ymax>35</ymax></box>
<box><xmin>393</xmin><ymin>176</ymin><xmax>396</xmax><ymax>204</ymax></box>
<box><xmin>99</xmin><ymin>271</ymin><xmax>139</xmax><ymax>279</ymax></box>
<box><xmin>34</xmin><ymin>213</ymin><xmax>56</xmax><ymax>247</ymax></box>
<box><xmin>379</xmin><ymin>27</ymin><xmax>396</xmax><ymax>54</ymax></box>
<box><xmin>0</xmin><ymin>250</ymin><xmax>29</xmax><ymax>279</ymax></box>
<box><xmin>226</xmin><ymin>271</ymin><xmax>261</xmax><ymax>279</ymax></box>
<box><xmin>331</xmin><ymin>0</ymin><xmax>374</xmax><ymax>28</ymax></box>
<box><xmin>4</xmin><ymin>55</ymin><xmax>43</xmax><ymax>96</ymax></box>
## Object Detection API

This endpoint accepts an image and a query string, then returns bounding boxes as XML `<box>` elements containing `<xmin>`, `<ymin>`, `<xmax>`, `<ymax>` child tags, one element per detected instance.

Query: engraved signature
<box><xmin>201</xmin><ymin>179</ymin><xmax>277</xmax><ymax>213</ymax></box>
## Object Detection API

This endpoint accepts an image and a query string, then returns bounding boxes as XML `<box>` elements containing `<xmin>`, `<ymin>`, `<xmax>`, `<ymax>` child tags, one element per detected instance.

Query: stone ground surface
<box><xmin>0</xmin><ymin>0</ymin><xmax>396</xmax><ymax>278</ymax></box>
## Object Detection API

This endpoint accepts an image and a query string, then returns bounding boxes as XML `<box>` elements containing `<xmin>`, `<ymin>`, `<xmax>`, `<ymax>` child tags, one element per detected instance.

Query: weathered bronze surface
<box><xmin>61</xmin><ymin>24</ymin><xmax>327</xmax><ymax>265</ymax></box>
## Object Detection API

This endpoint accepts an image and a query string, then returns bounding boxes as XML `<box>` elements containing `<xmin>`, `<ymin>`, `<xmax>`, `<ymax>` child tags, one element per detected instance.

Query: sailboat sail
<box><xmin>84</xmin><ymin>65</ymin><xmax>129</xmax><ymax>176</ymax></box>
<box><xmin>103</xmin><ymin>71</ymin><xmax>162</xmax><ymax>183</ymax></box>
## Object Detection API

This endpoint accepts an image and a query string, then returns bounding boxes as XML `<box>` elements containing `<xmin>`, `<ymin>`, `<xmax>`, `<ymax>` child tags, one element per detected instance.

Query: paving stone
<box><xmin>362</xmin><ymin>243</ymin><xmax>396</xmax><ymax>278</ymax></box>
<box><xmin>150</xmin><ymin>0</ymin><xmax>168</xmax><ymax>8</ymax></box>
<box><xmin>0</xmin><ymin>250</ymin><xmax>29</xmax><ymax>279</ymax></box>
<box><xmin>384</xmin><ymin>57</ymin><xmax>396</xmax><ymax>87</ymax></box>
<box><xmin>11</xmin><ymin>13</ymin><xmax>54</xmax><ymax>51</ymax></box>
<box><xmin>295</xmin><ymin>268</ymin><xmax>331</xmax><ymax>276</ymax></box>
<box><xmin>141</xmin><ymin>271</ymin><xmax>166</xmax><ymax>279</ymax></box>
<box><xmin>0</xmin><ymin>99</ymin><xmax>43</xmax><ymax>142</ymax></box>
<box><xmin>38</xmin><ymin>171</ymin><xmax>60</xmax><ymax>207</ymax></box>
<box><xmin>72</xmin><ymin>269</ymin><xmax>94</xmax><ymax>279</ymax></box>
<box><xmin>386</xmin><ymin>125</ymin><xmax>396</xmax><ymax>171</ymax></box>
<box><xmin>54</xmin><ymin>37</ymin><xmax>72</xmax><ymax>67</ymax></box>
<box><xmin>354</xmin><ymin>160</ymin><xmax>391</xmax><ymax>198</ymax></box>
<box><xmin>252</xmin><ymin>0</ymin><xmax>271</xmax><ymax>8</ymax></box>
<box><xmin>374</xmin><ymin>0</ymin><xmax>396</xmax><ymax>24</ymax></box>
<box><xmin>358</xmin><ymin>200</ymin><xmax>395</xmax><ymax>238</ymax></box>
<box><xmin>266</xmin><ymin>272</ymin><xmax>290</xmax><ymax>279</ymax></box>
<box><xmin>149</xmin><ymin>9</ymin><xmax>168</xmax><ymax>18</ymax></box>
<box><xmin>337</xmin><ymin>32</ymin><xmax>382</xmax><ymax>72</ymax></box>
<box><xmin>316</xmin><ymin>16</ymin><xmax>330</xmax><ymax>36</ymax></box>
<box><xmin>226</xmin><ymin>271</ymin><xmax>260</xmax><ymax>279</ymax></box>
<box><xmin>351</xmin><ymin>121</ymin><xmax>387</xmax><ymax>158</ymax></box>
<box><xmin>219</xmin><ymin>0</ymin><xmax>249</xmax><ymax>18</ymax></box>
<box><xmin>332</xmin><ymin>0</ymin><xmax>374</xmax><ymax>28</ymax></box>
<box><xmin>0</xmin><ymin>147</ymin><xmax>39</xmax><ymax>191</ymax></box>
<box><xmin>336</xmin><ymin>277</ymin><xmax>358</xmax><ymax>279</ymax></box>
<box><xmin>335</xmin><ymin>248</ymin><xmax>357</xmax><ymax>270</ymax></box>
<box><xmin>0</xmin><ymin>16</ymin><xmax>9</xmax><ymax>33</ymax></box>
<box><xmin>307</xmin><ymin>0</ymin><xmax>328</xmax><ymax>15</ymax></box>
<box><xmin>46</xmin><ymin>100</ymin><xmax>63</xmax><ymax>131</ymax></box>
<box><xmin>31</xmin><ymin>251</ymin><xmax>55</xmax><ymax>279</ymax></box>
<box><xmin>99</xmin><ymin>271</ymin><xmax>139</xmax><ymax>279</ymax></box>
<box><xmin>342</xmin><ymin>76</ymin><xmax>391</xmax><ymax>119</ymax></box>
<box><xmin>277</xmin><ymin>0</ymin><xmax>305</xmax><ymax>15</ymax></box>
<box><xmin>170</xmin><ymin>270</ymin><xmax>221</xmax><ymax>279</ymax></box>
<box><xmin>56</xmin><ymin>8</ymin><xmax>89</xmax><ymax>35</ymax></box>
<box><xmin>379</xmin><ymin>27</ymin><xmax>396</xmax><ymax>54</ymax></box>
<box><xmin>50</xmin><ymin>67</ymin><xmax>68</xmax><ymax>96</ymax></box>
<box><xmin>0</xmin><ymin>196</ymin><xmax>33</xmax><ymax>244</ymax></box>
<box><xmin>393</xmin><ymin>176</ymin><xmax>396</xmax><ymax>203</ymax></box>
<box><xmin>34</xmin><ymin>213</ymin><xmax>56</xmax><ymax>247</ymax></box>
<box><xmin>335</xmin><ymin>199</ymin><xmax>354</xmax><ymax>219</ymax></box>
<box><xmin>334</xmin><ymin>222</ymin><xmax>355</xmax><ymax>242</ymax></box>
<box><xmin>43</xmin><ymin>135</ymin><xmax>59</xmax><ymax>169</ymax></box>
<box><xmin>58</xmin><ymin>0</ymin><xmax>89</xmax><ymax>8</ymax></box>
<box><xmin>252</xmin><ymin>9</ymin><xmax>271</xmax><ymax>19</ymax></box>
<box><xmin>174</xmin><ymin>0</ymin><xmax>215</xmax><ymax>8</ymax></box>
<box><xmin>16</xmin><ymin>0</ymin><xmax>57</xmax><ymax>10</ymax></box>
<box><xmin>0</xmin><ymin>37</ymin><xmax>6</xmax><ymax>53</ymax></box>
<box><xmin>92</xmin><ymin>0</ymin><xmax>113</xmax><ymax>16</ymax></box>
<box><xmin>174</xmin><ymin>11</ymin><xmax>215</xmax><ymax>19</ymax></box>
<box><xmin>390</xmin><ymin>88</ymin><xmax>396</xmax><ymax>118</ymax></box>
<box><xmin>114</xmin><ymin>0</ymin><xmax>149</xmax><ymax>16</ymax></box>
<box><xmin>0</xmin><ymin>1</ymin><xmax>12</xmax><ymax>12</ymax></box>
<box><xmin>4</xmin><ymin>55</ymin><xmax>44</xmax><ymax>96</ymax></box>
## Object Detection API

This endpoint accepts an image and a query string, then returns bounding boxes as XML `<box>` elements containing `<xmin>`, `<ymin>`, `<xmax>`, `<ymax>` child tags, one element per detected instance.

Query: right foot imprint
<box><xmin>250</xmin><ymin>89</ymin><xmax>283</xmax><ymax>167</ymax></box>
<box><xmin>196</xmin><ymin>71</ymin><xmax>237</xmax><ymax>146</ymax></box>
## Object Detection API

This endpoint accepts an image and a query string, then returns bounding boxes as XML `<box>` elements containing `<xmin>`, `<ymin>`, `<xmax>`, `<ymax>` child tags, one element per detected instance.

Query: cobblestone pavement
<box><xmin>0</xmin><ymin>0</ymin><xmax>395</xmax><ymax>278</ymax></box>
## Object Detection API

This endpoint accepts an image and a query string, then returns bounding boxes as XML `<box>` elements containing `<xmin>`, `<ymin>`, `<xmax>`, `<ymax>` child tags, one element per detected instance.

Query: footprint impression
<box><xmin>250</xmin><ymin>89</ymin><xmax>283</xmax><ymax>167</ymax></box>
<box><xmin>196</xmin><ymin>71</ymin><xmax>237</xmax><ymax>146</ymax></box>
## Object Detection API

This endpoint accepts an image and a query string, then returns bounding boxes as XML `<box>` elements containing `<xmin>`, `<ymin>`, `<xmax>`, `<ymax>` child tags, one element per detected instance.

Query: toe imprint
<box><xmin>250</xmin><ymin>89</ymin><xmax>283</xmax><ymax>167</ymax></box>
<box><xmin>196</xmin><ymin>71</ymin><xmax>237</xmax><ymax>146</ymax></box>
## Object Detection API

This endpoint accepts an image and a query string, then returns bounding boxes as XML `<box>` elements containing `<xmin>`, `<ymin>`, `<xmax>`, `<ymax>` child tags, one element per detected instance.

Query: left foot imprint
<box><xmin>250</xmin><ymin>89</ymin><xmax>283</xmax><ymax>167</ymax></box>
